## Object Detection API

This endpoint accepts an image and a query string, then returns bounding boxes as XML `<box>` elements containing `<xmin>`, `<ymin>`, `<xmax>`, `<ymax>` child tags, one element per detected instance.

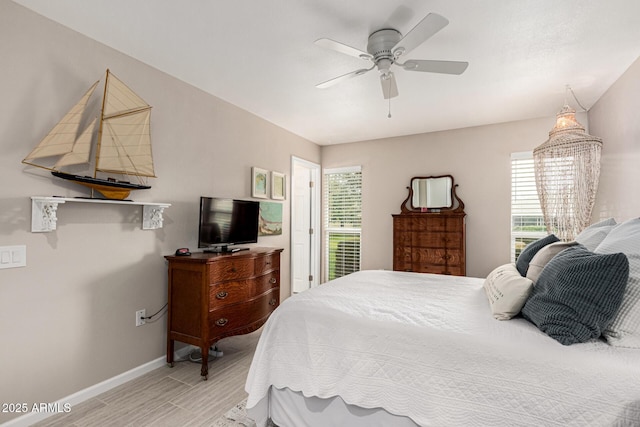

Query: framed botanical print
<box><xmin>252</xmin><ymin>167</ymin><xmax>268</xmax><ymax>198</ymax></box>
<box><xmin>271</xmin><ymin>171</ymin><xmax>285</xmax><ymax>200</ymax></box>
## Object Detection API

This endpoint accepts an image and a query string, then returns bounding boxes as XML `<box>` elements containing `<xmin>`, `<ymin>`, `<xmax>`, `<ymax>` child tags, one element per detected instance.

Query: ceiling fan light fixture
<box><xmin>314</xmin><ymin>11</ymin><xmax>468</xmax><ymax>100</ymax></box>
<box><xmin>377</xmin><ymin>58</ymin><xmax>393</xmax><ymax>72</ymax></box>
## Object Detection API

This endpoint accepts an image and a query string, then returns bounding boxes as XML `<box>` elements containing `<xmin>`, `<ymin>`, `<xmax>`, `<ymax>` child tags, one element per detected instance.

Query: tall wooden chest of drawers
<box><xmin>165</xmin><ymin>247</ymin><xmax>283</xmax><ymax>379</ymax></box>
<box><xmin>392</xmin><ymin>213</ymin><xmax>466</xmax><ymax>276</ymax></box>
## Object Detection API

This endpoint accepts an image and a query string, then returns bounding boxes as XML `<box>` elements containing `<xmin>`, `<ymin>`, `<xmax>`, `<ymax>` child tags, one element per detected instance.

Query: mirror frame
<box><xmin>410</xmin><ymin>175</ymin><xmax>454</xmax><ymax>209</ymax></box>
<box><xmin>400</xmin><ymin>174</ymin><xmax>465</xmax><ymax>214</ymax></box>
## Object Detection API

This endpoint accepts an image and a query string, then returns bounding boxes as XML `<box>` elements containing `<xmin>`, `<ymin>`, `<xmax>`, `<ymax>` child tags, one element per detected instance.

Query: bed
<box><xmin>245</xmin><ymin>219</ymin><xmax>640</xmax><ymax>426</ymax></box>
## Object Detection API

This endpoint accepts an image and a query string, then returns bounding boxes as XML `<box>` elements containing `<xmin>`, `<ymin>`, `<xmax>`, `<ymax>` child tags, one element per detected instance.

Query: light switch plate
<box><xmin>0</xmin><ymin>245</ymin><xmax>26</xmax><ymax>269</ymax></box>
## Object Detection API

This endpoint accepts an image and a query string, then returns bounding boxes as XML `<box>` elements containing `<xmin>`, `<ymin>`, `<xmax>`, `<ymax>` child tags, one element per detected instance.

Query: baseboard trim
<box><xmin>3</xmin><ymin>347</ymin><xmax>193</xmax><ymax>427</ymax></box>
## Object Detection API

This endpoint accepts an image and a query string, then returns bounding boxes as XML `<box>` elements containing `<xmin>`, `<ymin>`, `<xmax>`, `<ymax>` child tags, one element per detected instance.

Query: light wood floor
<box><xmin>32</xmin><ymin>330</ymin><xmax>261</xmax><ymax>427</ymax></box>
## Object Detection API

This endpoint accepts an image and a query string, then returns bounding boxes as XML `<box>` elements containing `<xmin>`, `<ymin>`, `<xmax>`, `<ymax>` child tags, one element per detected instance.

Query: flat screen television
<box><xmin>198</xmin><ymin>197</ymin><xmax>260</xmax><ymax>253</ymax></box>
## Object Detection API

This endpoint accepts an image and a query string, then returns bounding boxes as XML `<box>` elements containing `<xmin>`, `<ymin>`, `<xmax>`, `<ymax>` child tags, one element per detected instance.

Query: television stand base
<box><xmin>204</xmin><ymin>246</ymin><xmax>250</xmax><ymax>253</ymax></box>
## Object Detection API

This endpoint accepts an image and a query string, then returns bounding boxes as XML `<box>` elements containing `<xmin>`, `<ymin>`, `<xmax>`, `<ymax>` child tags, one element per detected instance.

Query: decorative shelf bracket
<box><xmin>142</xmin><ymin>204</ymin><xmax>168</xmax><ymax>230</ymax></box>
<box><xmin>31</xmin><ymin>196</ymin><xmax>171</xmax><ymax>233</ymax></box>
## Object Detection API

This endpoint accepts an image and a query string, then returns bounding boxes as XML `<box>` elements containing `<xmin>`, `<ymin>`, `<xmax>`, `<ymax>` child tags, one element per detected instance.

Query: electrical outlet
<box><xmin>136</xmin><ymin>309</ymin><xmax>146</xmax><ymax>327</ymax></box>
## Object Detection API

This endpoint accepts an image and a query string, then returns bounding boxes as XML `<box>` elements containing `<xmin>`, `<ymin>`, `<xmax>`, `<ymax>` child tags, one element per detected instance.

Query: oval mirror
<box><xmin>411</xmin><ymin>175</ymin><xmax>453</xmax><ymax>209</ymax></box>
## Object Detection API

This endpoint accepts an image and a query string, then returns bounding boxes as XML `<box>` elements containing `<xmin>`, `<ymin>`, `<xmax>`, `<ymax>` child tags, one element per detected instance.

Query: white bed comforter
<box><xmin>245</xmin><ymin>270</ymin><xmax>640</xmax><ymax>426</ymax></box>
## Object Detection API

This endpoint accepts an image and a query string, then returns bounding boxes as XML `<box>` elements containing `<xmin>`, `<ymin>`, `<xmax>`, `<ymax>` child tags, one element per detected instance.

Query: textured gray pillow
<box><xmin>521</xmin><ymin>245</ymin><xmax>629</xmax><ymax>345</ymax></box>
<box><xmin>595</xmin><ymin>218</ymin><xmax>640</xmax><ymax>348</ymax></box>
<box><xmin>575</xmin><ymin>217</ymin><xmax>617</xmax><ymax>251</ymax></box>
<box><xmin>516</xmin><ymin>234</ymin><xmax>559</xmax><ymax>276</ymax></box>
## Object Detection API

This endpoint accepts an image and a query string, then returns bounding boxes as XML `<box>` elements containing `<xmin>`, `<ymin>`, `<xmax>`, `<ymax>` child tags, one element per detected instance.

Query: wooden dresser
<box><xmin>392</xmin><ymin>212</ymin><xmax>466</xmax><ymax>275</ymax></box>
<box><xmin>165</xmin><ymin>247</ymin><xmax>283</xmax><ymax>379</ymax></box>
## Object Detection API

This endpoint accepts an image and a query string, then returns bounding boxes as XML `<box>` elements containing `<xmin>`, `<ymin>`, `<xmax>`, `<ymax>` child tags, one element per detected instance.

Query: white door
<box><xmin>291</xmin><ymin>157</ymin><xmax>320</xmax><ymax>293</ymax></box>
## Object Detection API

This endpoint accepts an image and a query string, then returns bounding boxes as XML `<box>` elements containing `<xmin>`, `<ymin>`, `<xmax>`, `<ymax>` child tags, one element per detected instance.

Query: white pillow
<box><xmin>483</xmin><ymin>264</ymin><xmax>534</xmax><ymax>320</ymax></box>
<box><xmin>526</xmin><ymin>241</ymin><xmax>578</xmax><ymax>283</ymax></box>
<box><xmin>575</xmin><ymin>217</ymin><xmax>617</xmax><ymax>251</ymax></box>
<box><xmin>595</xmin><ymin>218</ymin><xmax>640</xmax><ymax>348</ymax></box>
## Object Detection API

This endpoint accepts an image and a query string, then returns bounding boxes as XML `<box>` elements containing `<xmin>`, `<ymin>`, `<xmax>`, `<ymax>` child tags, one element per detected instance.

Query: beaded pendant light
<box><xmin>533</xmin><ymin>89</ymin><xmax>603</xmax><ymax>241</ymax></box>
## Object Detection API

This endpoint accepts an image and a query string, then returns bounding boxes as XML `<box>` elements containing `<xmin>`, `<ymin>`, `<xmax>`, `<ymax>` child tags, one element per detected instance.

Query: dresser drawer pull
<box><xmin>269</xmin><ymin>277</ymin><xmax>277</xmax><ymax>284</ymax></box>
<box><xmin>215</xmin><ymin>318</ymin><xmax>228</xmax><ymax>326</ymax></box>
<box><xmin>265</xmin><ymin>260</ymin><xmax>272</xmax><ymax>266</ymax></box>
<box><xmin>269</xmin><ymin>299</ymin><xmax>277</xmax><ymax>306</ymax></box>
<box><xmin>216</xmin><ymin>291</ymin><xmax>228</xmax><ymax>299</ymax></box>
<box><xmin>229</xmin><ymin>267</ymin><xmax>237</xmax><ymax>273</ymax></box>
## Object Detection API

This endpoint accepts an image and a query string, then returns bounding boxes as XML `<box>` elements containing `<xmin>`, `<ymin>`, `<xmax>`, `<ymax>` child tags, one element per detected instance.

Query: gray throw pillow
<box><xmin>521</xmin><ymin>245</ymin><xmax>629</xmax><ymax>345</ymax></box>
<box><xmin>575</xmin><ymin>217</ymin><xmax>617</xmax><ymax>251</ymax></box>
<box><xmin>594</xmin><ymin>218</ymin><xmax>640</xmax><ymax>348</ymax></box>
<box><xmin>516</xmin><ymin>234</ymin><xmax>560</xmax><ymax>276</ymax></box>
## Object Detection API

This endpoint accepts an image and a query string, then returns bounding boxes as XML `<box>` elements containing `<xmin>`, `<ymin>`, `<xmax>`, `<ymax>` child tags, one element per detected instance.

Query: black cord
<box><xmin>142</xmin><ymin>303</ymin><xmax>168</xmax><ymax>321</ymax></box>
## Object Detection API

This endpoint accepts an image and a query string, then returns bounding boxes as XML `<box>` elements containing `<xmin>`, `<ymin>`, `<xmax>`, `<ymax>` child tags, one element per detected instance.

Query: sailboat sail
<box><xmin>22</xmin><ymin>69</ymin><xmax>156</xmax><ymax>200</ymax></box>
<box><xmin>98</xmin><ymin>71</ymin><xmax>155</xmax><ymax>178</ymax></box>
<box><xmin>54</xmin><ymin>116</ymin><xmax>98</xmax><ymax>168</ymax></box>
<box><xmin>22</xmin><ymin>81</ymin><xmax>99</xmax><ymax>166</ymax></box>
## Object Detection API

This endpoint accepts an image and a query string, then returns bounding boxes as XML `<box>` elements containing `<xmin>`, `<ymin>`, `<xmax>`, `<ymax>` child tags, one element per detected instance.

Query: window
<box><xmin>511</xmin><ymin>152</ymin><xmax>546</xmax><ymax>262</ymax></box>
<box><xmin>323</xmin><ymin>166</ymin><xmax>362</xmax><ymax>281</ymax></box>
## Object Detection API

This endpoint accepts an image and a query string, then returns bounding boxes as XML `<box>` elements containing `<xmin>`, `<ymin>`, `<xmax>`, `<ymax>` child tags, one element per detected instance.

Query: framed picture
<box><xmin>259</xmin><ymin>201</ymin><xmax>283</xmax><ymax>236</ymax></box>
<box><xmin>271</xmin><ymin>171</ymin><xmax>286</xmax><ymax>200</ymax></box>
<box><xmin>252</xmin><ymin>167</ymin><xmax>268</xmax><ymax>198</ymax></box>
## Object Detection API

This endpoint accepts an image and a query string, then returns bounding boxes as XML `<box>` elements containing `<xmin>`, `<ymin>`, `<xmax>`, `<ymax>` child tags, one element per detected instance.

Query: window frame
<box><xmin>511</xmin><ymin>152</ymin><xmax>547</xmax><ymax>262</ymax></box>
<box><xmin>322</xmin><ymin>166</ymin><xmax>362</xmax><ymax>282</ymax></box>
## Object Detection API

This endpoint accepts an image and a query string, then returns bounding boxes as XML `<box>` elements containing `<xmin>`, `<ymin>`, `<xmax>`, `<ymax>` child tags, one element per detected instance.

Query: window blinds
<box><xmin>323</xmin><ymin>166</ymin><xmax>362</xmax><ymax>281</ymax></box>
<box><xmin>511</xmin><ymin>152</ymin><xmax>546</xmax><ymax>262</ymax></box>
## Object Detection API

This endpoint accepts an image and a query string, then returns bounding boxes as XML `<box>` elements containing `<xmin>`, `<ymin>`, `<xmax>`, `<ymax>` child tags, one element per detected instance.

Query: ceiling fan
<box><xmin>315</xmin><ymin>12</ymin><xmax>468</xmax><ymax>99</ymax></box>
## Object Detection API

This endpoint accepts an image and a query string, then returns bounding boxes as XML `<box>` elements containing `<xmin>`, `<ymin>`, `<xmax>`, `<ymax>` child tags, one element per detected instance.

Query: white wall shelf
<box><xmin>31</xmin><ymin>196</ymin><xmax>171</xmax><ymax>233</ymax></box>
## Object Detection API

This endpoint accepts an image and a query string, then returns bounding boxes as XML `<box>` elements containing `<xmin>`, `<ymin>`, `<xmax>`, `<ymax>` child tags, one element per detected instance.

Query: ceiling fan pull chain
<box><xmin>388</xmin><ymin>82</ymin><xmax>392</xmax><ymax>118</ymax></box>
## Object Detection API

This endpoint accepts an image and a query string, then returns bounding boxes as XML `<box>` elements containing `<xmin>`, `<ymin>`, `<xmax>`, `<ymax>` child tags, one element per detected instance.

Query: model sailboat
<box><xmin>22</xmin><ymin>69</ymin><xmax>155</xmax><ymax>200</ymax></box>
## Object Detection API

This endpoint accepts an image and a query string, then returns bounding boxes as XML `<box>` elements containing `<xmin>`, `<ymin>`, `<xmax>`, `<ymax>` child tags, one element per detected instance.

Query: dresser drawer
<box><xmin>394</xmin><ymin>231</ymin><xmax>412</xmax><ymax>246</ymax></box>
<box><xmin>209</xmin><ymin>257</ymin><xmax>254</xmax><ymax>282</ymax></box>
<box><xmin>411</xmin><ymin>264</ymin><xmax>464</xmax><ymax>275</ymax></box>
<box><xmin>412</xmin><ymin>232</ymin><xmax>462</xmax><ymax>249</ymax></box>
<box><xmin>412</xmin><ymin>248</ymin><xmax>463</xmax><ymax>267</ymax></box>
<box><xmin>393</xmin><ymin>247</ymin><xmax>413</xmax><ymax>271</ymax></box>
<box><xmin>412</xmin><ymin>216</ymin><xmax>446</xmax><ymax>232</ymax></box>
<box><xmin>209</xmin><ymin>271</ymin><xmax>279</xmax><ymax>309</ymax></box>
<box><xmin>255</xmin><ymin>254</ymin><xmax>279</xmax><ymax>275</ymax></box>
<box><xmin>412</xmin><ymin>216</ymin><xmax>462</xmax><ymax>232</ymax></box>
<box><xmin>209</xmin><ymin>289</ymin><xmax>279</xmax><ymax>332</ymax></box>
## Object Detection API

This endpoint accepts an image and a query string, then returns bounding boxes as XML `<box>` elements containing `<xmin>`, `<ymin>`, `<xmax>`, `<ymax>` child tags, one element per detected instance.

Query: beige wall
<box><xmin>588</xmin><ymin>56</ymin><xmax>640</xmax><ymax>221</ymax></box>
<box><xmin>0</xmin><ymin>2</ymin><xmax>319</xmax><ymax>423</ymax></box>
<box><xmin>321</xmin><ymin>115</ymin><xmax>588</xmax><ymax>278</ymax></box>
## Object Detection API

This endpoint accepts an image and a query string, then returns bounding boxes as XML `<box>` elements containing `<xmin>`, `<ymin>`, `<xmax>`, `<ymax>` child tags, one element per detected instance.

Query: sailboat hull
<box><xmin>51</xmin><ymin>171</ymin><xmax>150</xmax><ymax>200</ymax></box>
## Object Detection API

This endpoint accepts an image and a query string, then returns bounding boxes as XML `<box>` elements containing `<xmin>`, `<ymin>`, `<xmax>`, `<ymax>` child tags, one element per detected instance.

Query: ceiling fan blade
<box><xmin>314</xmin><ymin>38</ymin><xmax>372</xmax><ymax>60</ymax></box>
<box><xmin>393</xmin><ymin>13</ymin><xmax>449</xmax><ymax>56</ymax></box>
<box><xmin>402</xmin><ymin>60</ymin><xmax>469</xmax><ymax>75</ymax></box>
<box><xmin>380</xmin><ymin>72</ymin><xmax>399</xmax><ymax>99</ymax></box>
<box><xmin>316</xmin><ymin>67</ymin><xmax>372</xmax><ymax>89</ymax></box>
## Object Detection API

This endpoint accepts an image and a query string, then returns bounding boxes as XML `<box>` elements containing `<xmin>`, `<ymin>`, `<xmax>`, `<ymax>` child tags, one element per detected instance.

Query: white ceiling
<box><xmin>12</xmin><ymin>0</ymin><xmax>640</xmax><ymax>145</ymax></box>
